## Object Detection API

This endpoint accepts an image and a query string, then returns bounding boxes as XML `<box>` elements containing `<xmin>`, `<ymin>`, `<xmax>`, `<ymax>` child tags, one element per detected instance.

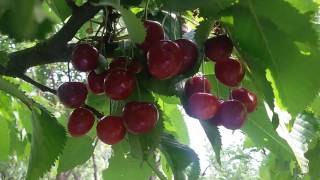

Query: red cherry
<box><xmin>109</xmin><ymin>57</ymin><xmax>143</xmax><ymax>74</ymax></box>
<box><xmin>96</xmin><ymin>116</ymin><xmax>126</xmax><ymax>145</ymax></box>
<box><xmin>123</xmin><ymin>102</ymin><xmax>159</xmax><ymax>134</ymax></box>
<box><xmin>72</xmin><ymin>44</ymin><xmax>99</xmax><ymax>72</ymax></box>
<box><xmin>87</xmin><ymin>71</ymin><xmax>107</xmax><ymax>94</ymax></box>
<box><xmin>215</xmin><ymin>58</ymin><xmax>245</xmax><ymax>87</ymax></box>
<box><xmin>174</xmin><ymin>39</ymin><xmax>198</xmax><ymax>73</ymax></box>
<box><xmin>138</xmin><ymin>20</ymin><xmax>165</xmax><ymax>52</ymax></box>
<box><xmin>219</xmin><ymin>100</ymin><xmax>247</xmax><ymax>130</ymax></box>
<box><xmin>104</xmin><ymin>69</ymin><xmax>135</xmax><ymax>100</ymax></box>
<box><xmin>68</xmin><ymin>108</ymin><xmax>95</xmax><ymax>137</ymax></box>
<box><xmin>184</xmin><ymin>75</ymin><xmax>211</xmax><ymax>98</ymax></box>
<box><xmin>57</xmin><ymin>82</ymin><xmax>88</xmax><ymax>108</ymax></box>
<box><xmin>147</xmin><ymin>40</ymin><xmax>183</xmax><ymax>80</ymax></box>
<box><xmin>231</xmin><ymin>88</ymin><xmax>258</xmax><ymax>113</ymax></box>
<box><xmin>188</xmin><ymin>92</ymin><xmax>219</xmax><ymax>120</ymax></box>
<box><xmin>205</xmin><ymin>35</ymin><xmax>233</xmax><ymax>62</ymax></box>
<box><xmin>208</xmin><ymin>100</ymin><xmax>223</xmax><ymax>126</ymax></box>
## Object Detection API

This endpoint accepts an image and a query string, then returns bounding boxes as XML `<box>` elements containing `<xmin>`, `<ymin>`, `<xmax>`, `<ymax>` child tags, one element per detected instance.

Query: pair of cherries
<box><xmin>139</xmin><ymin>20</ymin><xmax>198</xmax><ymax>80</ymax></box>
<box><xmin>66</xmin><ymin>101</ymin><xmax>158</xmax><ymax>145</ymax></box>
<box><xmin>185</xmin><ymin>75</ymin><xmax>257</xmax><ymax>130</ymax></box>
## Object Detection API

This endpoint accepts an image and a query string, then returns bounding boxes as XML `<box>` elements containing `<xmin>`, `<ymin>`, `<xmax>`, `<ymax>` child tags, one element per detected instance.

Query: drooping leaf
<box><xmin>119</xmin><ymin>6</ymin><xmax>146</xmax><ymax>44</ymax></box>
<box><xmin>160</xmin><ymin>133</ymin><xmax>200</xmax><ymax>180</ymax></box>
<box><xmin>0</xmin><ymin>118</ymin><xmax>10</xmax><ymax>161</ymax></box>
<box><xmin>305</xmin><ymin>136</ymin><xmax>320</xmax><ymax>178</ymax></box>
<box><xmin>224</xmin><ymin>1</ymin><xmax>320</xmax><ymax>116</ymax></box>
<box><xmin>58</xmin><ymin>136</ymin><xmax>94</xmax><ymax>173</ymax></box>
<box><xmin>199</xmin><ymin>121</ymin><xmax>222</xmax><ymax>165</ymax></box>
<box><xmin>26</xmin><ymin>105</ymin><xmax>66</xmax><ymax>180</ymax></box>
<box><xmin>259</xmin><ymin>154</ymin><xmax>295</xmax><ymax>180</ymax></box>
<box><xmin>103</xmin><ymin>141</ymin><xmax>154</xmax><ymax>180</ymax></box>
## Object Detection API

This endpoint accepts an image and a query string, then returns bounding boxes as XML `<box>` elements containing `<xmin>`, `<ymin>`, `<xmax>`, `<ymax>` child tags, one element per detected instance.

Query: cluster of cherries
<box><xmin>185</xmin><ymin>35</ymin><xmax>258</xmax><ymax>130</ymax></box>
<box><xmin>57</xmin><ymin>18</ymin><xmax>258</xmax><ymax>146</ymax></box>
<box><xmin>57</xmin><ymin>43</ymin><xmax>159</xmax><ymax>145</ymax></box>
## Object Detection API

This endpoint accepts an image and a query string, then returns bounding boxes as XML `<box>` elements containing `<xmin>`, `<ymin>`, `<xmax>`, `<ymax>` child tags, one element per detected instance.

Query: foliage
<box><xmin>0</xmin><ymin>0</ymin><xmax>320</xmax><ymax>179</ymax></box>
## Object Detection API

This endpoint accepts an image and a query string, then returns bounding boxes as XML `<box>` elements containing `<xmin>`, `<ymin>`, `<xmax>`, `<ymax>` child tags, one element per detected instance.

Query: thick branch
<box><xmin>5</xmin><ymin>2</ymin><xmax>101</xmax><ymax>76</ymax></box>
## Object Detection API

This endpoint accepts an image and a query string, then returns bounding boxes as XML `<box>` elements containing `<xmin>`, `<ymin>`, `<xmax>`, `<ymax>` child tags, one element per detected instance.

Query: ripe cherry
<box><xmin>174</xmin><ymin>39</ymin><xmax>198</xmax><ymax>73</ymax></box>
<box><xmin>97</xmin><ymin>116</ymin><xmax>126</xmax><ymax>145</ymax></box>
<box><xmin>218</xmin><ymin>100</ymin><xmax>247</xmax><ymax>130</ymax></box>
<box><xmin>231</xmin><ymin>88</ymin><xmax>258</xmax><ymax>113</ymax></box>
<box><xmin>184</xmin><ymin>75</ymin><xmax>211</xmax><ymax>98</ymax></box>
<box><xmin>205</xmin><ymin>35</ymin><xmax>233</xmax><ymax>62</ymax></box>
<box><xmin>104</xmin><ymin>69</ymin><xmax>135</xmax><ymax>100</ymax></box>
<box><xmin>123</xmin><ymin>102</ymin><xmax>159</xmax><ymax>134</ymax></box>
<box><xmin>147</xmin><ymin>40</ymin><xmax>183</xmax><ymax>80</ymax></box>
<box><xmin>87</xmin><ymin>71</ymin><xmax>107</xmax><ymax>94</ymax></box>
<box><xmin>215</xmin><ymin>58</ymin><xmax>245</xmax><ymax>87</ymax></box>
<box><xmin>68</xmin><ymin>108</ymin><xmax>95</xmax><ymax>137</ymax></box>
<box><xmin>188</xmin><ymin>92</ymin><xmax>219</xmax><ymax>120</ymax></box>
<box><xmin>57</xmin><ymin>82</ymin><xmax>88</xmax><ymax>108</ymax></box>
<box><xmin>208</xmin><ymin>100</ymin><xmax>223</xmax><ymax>126</ymax></box>
<box><xmin>109</xmin><ymin>57</ymin><xmax>143</xmax><ymax>74</ymax></box>
<box><xmin>72</xmin><ymin>44</ymin><xmax>99</xmax><ymax>72</ymax></box>
<box><xmin>138</xmin><ymin>20</ymin><xmax>165</xmax><ymax>52</ymax></box>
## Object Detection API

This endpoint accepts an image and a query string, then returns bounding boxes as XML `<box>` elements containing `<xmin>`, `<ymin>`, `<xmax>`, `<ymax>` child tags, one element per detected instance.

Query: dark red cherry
<box><xmin>188</xmin><ymin>92</ymin><xmax>219</xmax><ymax>120</ymax></box>
<box><xmin>57</xmin><ymin>82</ymin><xmax>88</xmax><ymax>108</ymax></box>
<box><xmin>104</xmin><ymin>69</ymin><xmax>135</xmax><ymax>100</ymax></box>
<box><xmin>231</xmin><ymin>88</ymin><xmax>257</xmax><ymax>113</ymax></box>
<box><xmin>147</xmin><ymin>40</ymin><xmax>183</xmax><ymax>80</ymax></box>
<box><xmin>109</xmin><ymin>57</ymin><xmax>143</xmax><ymax>74</ymax></box>
<box><xmin>208</xmin><ymin>100</ymin><xmax>223</xmax><ymax>126</ymax></box>
<box><xmin>71</xmin><ymin>44</ymin><xmax>99</xmax><ymax>72</ymax></box>
<box><xmin>138</xmin><ymin>20</ymin><xmax>165</xmax><ymax>52</ymax></box>
<box><xmin>205</xmin><ymin>35</ymin><xmax>233</xmax><ymax>62</ymax></box>
<box><xmin>87</xmin><ymin>71</ymin><xmax>107</xmax><ymax>94</ymax></box>
<box><xmin>174</xmin><ymin>39</ymin><xmax>198</xmax><ymax>73</ymax></box>
<box><xmin>96</xmin><ymin>116</ymin><xmax>126</xmax><ymax>145</ymax></box>
<box><xmin>215</xmin><ymin>58</ymin><xmax>245</xmax><ymax>87</ymax></box>
<box><xmin>184</xmin><ymin>75</ymin><xmax>211</xmax><ymax>98</ymax></box>
<box><xmin>219</xmin><ymin>100</ymin><xmax>247</xmax><ymax>130</ymax></box>
<box><xmin>123</xmin><ymin>102</ymin><xmax>159</xmax><ymax>134</ymax></box>
<box><xmin>68</xmin><ymin>108</ymin><xmax>95</xmax><ymax>137</ymax></box>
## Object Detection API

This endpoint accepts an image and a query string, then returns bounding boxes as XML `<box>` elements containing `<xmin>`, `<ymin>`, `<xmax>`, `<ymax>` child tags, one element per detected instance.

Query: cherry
<box><xmin>123</xmin><ymin>102</ymin><xmax>159</xmax><ymax>134</ymax></box>
<box><xmin>97</xmin><ymin>116</ymin><xmax>126</xmax><ymax>145</ymax></box>
<box><xmin>104</xmin><ymin>69</ymin><xmax>135</xmax><ymax>100</ymax></box>
<box><xmin>215</xmin><ymin>58</ymin><xmax>245</xmax><ymax>87</ymax></box>
<box><xmin>208</xmin><ymin>100</ymin><xmax>223</xmax><ymax>126</ymax></box>
<box><xmin>57</xmin><ymin>82</ymin><xmax>88</xmax><ymax>108</ymax></box>
<box><xmin>68</xmin><ymin>108</ymin><xmax>95</xmax><ymax>137</ymax></box>
<box><xmin>109</xmin><ymin>57</ymin><xmax>143</xmax><ymax>74</ymax></box>
<box><xmin>147</xmin><ymin>40</ymin><xmax>183</xmax><ymax>80</ymax></box>
<box><xmin>87</xmin><ymin>71</ymin><xmax>107</xmax><ymax>94</ymax></box>
<box><xmin>71</xmin><ymin>44</ymin><xmax>99</xmax><ymax>72</ymax></box>
<box><xmin>218</xmin><ymin>100</ymin><xmax>247</xmax><ymax>130</ymax></box>
<box><xmin>174</xmin><ymin>39</ymin><xmax>198</xmax><ymax>73</ymax></box>
<box><xmin>138</xmin><ymin>20</ymin><xmax>165</xmax><ymax>52</ymax></box>
<box><xmin>184</xmin><ymin>75</ymin><xmax>211</xmax><ymax>98</ymax></box>
<box><xmin>205</xmin><ymin>35</ymin><xmax>233</xmax><ymax>62</ymax></box>
<box><xmin>188</xmin><ymin>92</ymin><xmax>219</xmax><ymax>120</ymax></box>
<box><xmin>231</xmin><ymin>88</ymin><xmax>258</xmax><ymax>113</ymax></box>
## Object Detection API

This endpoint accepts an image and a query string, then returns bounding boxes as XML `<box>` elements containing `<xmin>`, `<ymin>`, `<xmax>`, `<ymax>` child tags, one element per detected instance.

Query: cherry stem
<box><xmin>18</xmin><ymin>73</ymin><xmax>104</xmax><ymax>118</ymax></box>
<box><xmin>144</xmin><ymin>0</ymin><xmax>150</xmax><ymax>20</ymax></box>
<box><xmin>201</xmin><ymin>48</ymin><xmax>206</xmax><ymax>93</ymax></box>
<box><xmin>67</xmin><ymin>61</ymin><xmax>71</xmax><ymax>82</ymax></box>
<box><xmin>136</xmin><ymin>79</ymin><xmax>141</xmax><ymax>101</ymax></box>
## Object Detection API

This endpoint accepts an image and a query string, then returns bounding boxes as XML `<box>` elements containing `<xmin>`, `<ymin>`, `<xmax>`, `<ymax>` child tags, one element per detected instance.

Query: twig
<box><xmin>18</xmin><ymin>73</ymin><xmax>104</xmax><ymax>118</ymax></box>
<box><xmin>65</xmin><ymin>0</ymin><xmax>78</xmax><ymax>11</ymax></box>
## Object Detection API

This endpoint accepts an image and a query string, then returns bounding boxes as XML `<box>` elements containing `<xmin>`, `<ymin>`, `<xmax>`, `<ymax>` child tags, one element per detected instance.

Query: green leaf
<box><xmin>86</xmin><ymin>92</ymin><xmax>110</xmax><ymax>114</ymax></box>
<box><xmin>259</xmin><ymin>154</ymin><xmax>294</xmax><ymax>180</ymax></box>
<box><xmin>160</xmin><ymin>133</ymin><xmax>200</xmax><ymax>180</ymax></box>
<box><xmin>119</xmin><ymin>6</ymin><xmax>146</xmax><ymax>44</ymax></box>
<box><xmin>58</xmin><ymin>136</ymin><xmax>94</xmax><ymax>173</ymax></box>
<box><xmin>305</xmin><ymin>137</ymin><xmax>320</xmax><ymax>178</ymax></box>
<box><xmin>26</xmin><ymin>105</ymin><xmax>66</xmax><ymax>180</ymax></box>
<box><xmin>224</xmin><ymin>1</ymin><xmax>320</xmax><ymax>115</ymax></box>
<box><xmin>0</xmin><ymin>51</ymin><xmax>9</xmax><ymax>67</ymax></box>
<box><xmin>103</xmin><ymin>141</ymin><xmax>154</xmax><ymax>180</ymax></box>
<box><xmin>199</xmin><ymin>121</ymin><xmax>222</xmax><ymax>165</ymax></box>
<box><xmin>46</xmin><ymin>0</ymin><xmax>72</xmax><ymax>21</ymax></box>
<box><xmin>0</xmin><ymin>0</ymin><xmax>52</xmax><ymax>41</ymax></box>
<box><xmin>241</xmin><ymin>101</ymin><xmax>295</xmax><ymax>160</ymax></box>
<box><xmin>0</xmin><ymin>118</ymin><xmax>10</xmax><ymax>161</ymax></box>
